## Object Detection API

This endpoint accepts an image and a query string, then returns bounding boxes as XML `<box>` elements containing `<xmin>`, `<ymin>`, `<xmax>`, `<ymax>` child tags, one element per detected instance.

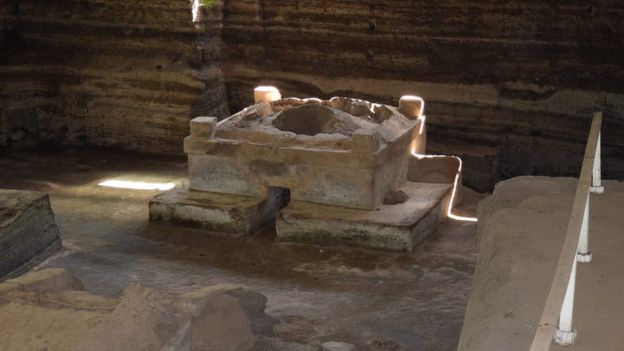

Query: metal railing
<box><xmin>529</xmin><ymin>112</ymin><xmax>604</xmax><ymax>350</ymax></box>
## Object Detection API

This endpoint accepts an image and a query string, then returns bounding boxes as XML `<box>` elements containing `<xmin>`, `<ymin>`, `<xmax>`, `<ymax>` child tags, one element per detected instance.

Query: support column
<box><xmin>576</xmin><ymin>193</ymin><xmax>592</xmax><ymax>263</ymax></box>
<box><xmin>554</xmin><ymin>260</ymin><xmax>578</xmax><ymax>345</ymax></box>
<box><xmin>591</xmin><ymin>127</ymin><xmax>604</xmax><ymax>194</ymax></box>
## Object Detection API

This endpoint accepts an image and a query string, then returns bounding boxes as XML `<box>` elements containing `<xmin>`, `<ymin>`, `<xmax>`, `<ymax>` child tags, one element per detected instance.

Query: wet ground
<box><xmin>0</xmin><ymin>146</ymin><xmax>487</xmax><ymax>351</ymax></box>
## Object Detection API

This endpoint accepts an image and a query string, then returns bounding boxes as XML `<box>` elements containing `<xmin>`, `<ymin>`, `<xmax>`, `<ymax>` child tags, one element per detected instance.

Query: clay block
<box><xmin>0</xmin><ymin>189</ymin><xmax>62</xmax><ymax>280</ymax></box>
<box><xmin>276</xmin><ymin>182</ymin><xmax>453</xmax><ymax>252</ymax></box>
<box><xmin>399</xmin><ymin>95</ymin><xmax>425</xmax><ymax>119</ymax></box>
<box><xmin>190</xmin><ymin>117</ymin><xmax>217</xmax><ymax>138</ymax></box>
<box><xmin>149</xmin><ymin>187</ymin><xmax>288</xmax><ymax>234</ymax></box>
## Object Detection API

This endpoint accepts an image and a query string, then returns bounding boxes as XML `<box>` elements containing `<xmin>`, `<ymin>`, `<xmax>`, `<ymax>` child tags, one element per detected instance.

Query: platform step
<box><xmin>149</xmin><ymin>187</ymin><xmax>288</xmax><ymax>234</ymax></box>
<box><xmin>276</xmin><ymin>182</ymin><xmax>453</xmax><ymax>252</ymax></box>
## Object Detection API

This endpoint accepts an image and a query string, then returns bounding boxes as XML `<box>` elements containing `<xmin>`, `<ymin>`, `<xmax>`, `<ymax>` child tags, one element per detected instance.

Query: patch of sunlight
<box><xmin>98</xmin><ymin>180</ymin><xmax>175</xmax><ymax>191</ymax></box>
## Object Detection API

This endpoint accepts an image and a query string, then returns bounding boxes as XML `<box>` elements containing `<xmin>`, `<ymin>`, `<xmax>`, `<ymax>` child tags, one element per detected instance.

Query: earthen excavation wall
<box><xmin>2</xmin><ymin>1</ymin><xmax>624</xmax><ymax>190</ymax></box>
<box><xmin>0</xmin><ymin>0</ymin><xmax>229</xmax><ymax>153</ymax></box>
<box><xmin>221</xmin><ymin>0</ymin><xmax>624</xmax><ymax>191</ymax></box>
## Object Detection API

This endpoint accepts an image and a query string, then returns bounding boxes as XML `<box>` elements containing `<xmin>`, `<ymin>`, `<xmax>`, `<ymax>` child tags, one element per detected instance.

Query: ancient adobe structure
<box><xmin>185</xmin><ymin>94</ymin><xmax>425</xmax><ymax>209</ymax></box>
<box><xmin>151</xmin><ymin>88</ymin><xmax>457</xmax><ymax>252</ymax></box>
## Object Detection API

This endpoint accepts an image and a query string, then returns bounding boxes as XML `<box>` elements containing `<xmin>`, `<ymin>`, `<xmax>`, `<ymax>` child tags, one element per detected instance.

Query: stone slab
<box><xmin>276</xmin><ymin>182</ymin><xmax>453</xmax><ymax>252</ymax></box>
<box><xmin>149</xmin><ymin>187</ymin><xmax>288</xmax><ymax>234</ymax></box>
<box><xmin>0</xmin><ymin>189</ymin><xmax>62</xmax><ymax>280</ymax></box>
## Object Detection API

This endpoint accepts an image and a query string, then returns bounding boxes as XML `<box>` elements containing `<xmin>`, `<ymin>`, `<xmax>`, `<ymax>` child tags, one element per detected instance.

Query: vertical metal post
<box><xmin>591</xmin><ymin>131</ymin><xmax>604</xmax><ymax>194</ymax></box>
<box><xmin>577</xmin><ymin>193</ymin><xmax>592</xmax><ymax>263</ymax></box>
<box><xmin>554</xmin><ymin>260</ymin><xmax>578</xmax><ymax>345</ymax></box>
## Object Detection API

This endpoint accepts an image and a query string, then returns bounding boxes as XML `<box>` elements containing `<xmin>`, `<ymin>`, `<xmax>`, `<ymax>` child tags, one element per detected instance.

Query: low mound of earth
<box><xmin>458</xmin><ymin>176</ymin><xmax>624</xmax><ymax>351</ymax></box>
<box><xmin>0</xmin><ymin>268</ymin><xmax>325</xmax><ymax>351</ymax></box>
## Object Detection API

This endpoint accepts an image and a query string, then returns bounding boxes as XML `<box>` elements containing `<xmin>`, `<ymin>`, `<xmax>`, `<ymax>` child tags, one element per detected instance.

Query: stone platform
<box><xmin>149</xmin><ymin>181</ymin><xmax>453</xmax><ymax>252</ymax></box>
<box><xmin>148</xmin><ymin>91</ymin><xmax>463</xmax><ymax>252</ymax></box>
<box><xmin>276</xmin><ymin>182</ymin><xmax>453</xmax><ymax>252</ymax></box>
<box><xmin>0</xmin><ymin>189</ymin><xmax>61</xmax><ymax>280</ymax></box>
<box><xmin>184</xmin><ymin>97</ymin><xmax>425</xmax><ymax>211</ymax></box>
<box><xmin>149</xmin><ymin>187</ymin><xmax>289</xmax><ymax>234</ymax></box>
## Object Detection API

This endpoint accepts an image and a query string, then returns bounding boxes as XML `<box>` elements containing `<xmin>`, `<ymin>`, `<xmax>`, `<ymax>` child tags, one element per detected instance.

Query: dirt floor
<box><xmin>0</xmin><ymin>146</ymin><xmax>486</xmax><ymax>351</ymax></box>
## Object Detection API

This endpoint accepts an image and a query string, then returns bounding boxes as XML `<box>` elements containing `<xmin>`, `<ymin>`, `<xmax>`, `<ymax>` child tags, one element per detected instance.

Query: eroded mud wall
<box><xmin>0</xmin><ymin>0</ymin><xmax>228</xmax><ymax>153</ymax></box>
<box><xmin>2</xmin><ymin>1</ymin><xmax>623</xmax><ymax>190</ymax></box>
<box><xmin>221</xmin><ymin>1</ymin><xmax>624</xmax><ymax>191</ymax></box>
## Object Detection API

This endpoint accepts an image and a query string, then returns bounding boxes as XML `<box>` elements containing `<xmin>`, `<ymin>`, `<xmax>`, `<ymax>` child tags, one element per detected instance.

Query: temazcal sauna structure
<box><xmin>150</xmin><ymin>87</ymin><xmax>459</xmax><ymax>252</ymax></box>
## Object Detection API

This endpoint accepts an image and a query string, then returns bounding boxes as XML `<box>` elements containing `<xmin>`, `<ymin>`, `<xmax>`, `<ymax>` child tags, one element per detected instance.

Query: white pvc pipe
<box><xmin>593</xmin><ymin>134</ymin><xmax>602</xmax><ymax>187</ymax></box>
<box><xmin>591</xmin><ymin>132</ymin><xmax>604</xmax><ymax>194</ymax></box>
<box><xmin>555</xmin><ymin>260</ymin><xmax>578</xmax><ymax>345</ymax></box>
<box><xmin>576</xmin><ymin>193</ymin><xmax>592</xmax><ymax>263</ymax></box>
